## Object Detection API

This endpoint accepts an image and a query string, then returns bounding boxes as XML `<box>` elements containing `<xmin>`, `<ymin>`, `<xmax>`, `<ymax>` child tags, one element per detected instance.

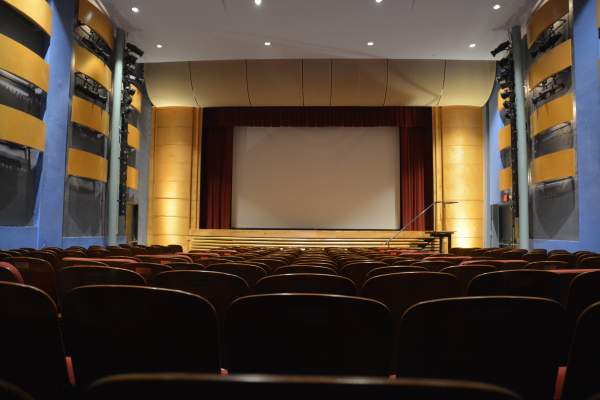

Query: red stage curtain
<box><xmin>200</xmin><ymin>107</ymin><xmax>433</xmax><ymax>230</ymax></box>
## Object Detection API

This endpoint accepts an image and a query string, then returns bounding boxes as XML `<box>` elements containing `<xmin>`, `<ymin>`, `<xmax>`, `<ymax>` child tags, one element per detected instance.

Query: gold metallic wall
<box><xmin>433</xmin><ymin>106</ymin><xmax>484</xmax><ymax>248</ymax></box>
<box><xmin>148</xmin><ymin>107</ymin><xmax>201</xmax><ymax>250</ymax></box>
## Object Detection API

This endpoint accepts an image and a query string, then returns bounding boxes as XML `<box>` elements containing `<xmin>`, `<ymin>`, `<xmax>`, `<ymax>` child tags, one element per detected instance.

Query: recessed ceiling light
<box><xmin>375</xmin><ymin>0</ymin><xmax>383</xmax><ymax>3</ymax></box>
<box><xmin>254</xmin><ymin>0</ymin><xmax>262</xmax><ymax>5</ymax></box>
<box><xmin>493</xmin><ymin>4</ymin><xmax>501</xmax><ymax>10</ymax></box>
<box><xmin>469</xmin><ymin>43</ymin><xmax>477</xmax><ymax>48</ymax></box>
<box><xmin>264</xmin><ymin>41</ymin><xmax>271</xmax><ymax>46</ymax></box>
<box><xmin>367</xmin><ymin>41</ymin><xmax>374</xmax><ymax>46</ymax></box>
<box><xmin>156</xmin><ymin>44</ymin><xmax>163</xmax><ymax>48</ymax></box>
<box><xmin>131</xmin><ymin>6</ymin><xmax>139</xmax><ymax>13</ymax></box>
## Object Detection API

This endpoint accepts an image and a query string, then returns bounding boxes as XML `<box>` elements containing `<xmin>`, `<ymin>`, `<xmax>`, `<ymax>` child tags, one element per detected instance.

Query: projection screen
<box><xmin>231</xmin><ymin>126</ymin><xmax>400</xmax><ymax>229</ymax></box>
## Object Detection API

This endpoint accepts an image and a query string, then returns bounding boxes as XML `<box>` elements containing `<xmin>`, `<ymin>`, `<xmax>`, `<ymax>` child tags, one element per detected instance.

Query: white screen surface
<box><xmin>231</xmin><ymin>126</ymin><xmax>400</xmax><ymax>229</ymax></box>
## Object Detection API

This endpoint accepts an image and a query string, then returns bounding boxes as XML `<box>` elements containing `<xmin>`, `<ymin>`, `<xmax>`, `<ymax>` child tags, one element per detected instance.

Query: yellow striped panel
<box><xmin>498</xmin><ymin>125</ymin><xmax>511</xmax><ymax>151</ymax></box>
<box><xmin>530</xmin><ymin>93</ymin><xmax>573</xmax><ymax>137</ymax></box>
<box><xmin>5</xmin><ymin>0</ymin><xmax>52</xmax><ymax>36</ymax></box>
<box><xmin>128</xmin><ymin>124</ymin><xmax>140</xmax><ymax>149</ymax></box>
<box><xmin>74</xmin><ymin>44</ymin><xmax>112</xmax><ymax>92</ymax></box>
<box><xmin>532</xmin><ymin>148</ymin><xmax>576</xmax><ymax>184</ymax></box>
<box><xmin>529</xmin><ymin>39</ymin><xmax>572</xmax><ymax>89</ymax></box>
<box><xmin>127</xmin><ymin>166</ymin><xmax>139</xmax><ymax>190</ymax></box>
<box><xmin>132</xmin><ymin>85</ymin><xmax>142</xmax><ymax>112</ymax></box>
<box><xmin>527</xmin><ymin>0</ymin><xmax>569</xmax><ymax>48</ymax></box>
<box><xmin>68</xmin><ymin>148</ymin><xmax>107</xmax><ymax>182</ymax></box>
<box><xmin>0</xmin><ymin>105</ymin><xmax>45</xmax><ymax>151</ymax></box>
<box><xmin>0</xmin><ymin>34</ymin><xmax>49</xmax><ymax>92</ymax></box>
<box><xmin>71</xmin><ymin>96</ymin><xmax>109</xmax><ymax>135</ymax></box>
<box><xmin>78</xmin><ymin>0</ymin><xmax>114</xmax><ymax>49</ymax></box>
<box><xmin>499</xmin><ymin>167</ymin><xmax>512</xmax><ymax>191</ymax></box>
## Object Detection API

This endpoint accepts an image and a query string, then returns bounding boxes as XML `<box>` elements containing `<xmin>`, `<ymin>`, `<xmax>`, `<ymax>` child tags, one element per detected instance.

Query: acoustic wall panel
<box><xmin>529</xmin><ymin>39</ymin><xmax>572</xmax><ymax>88</ymax></box>
<box><xmin>0</xmin><ymin>104</ymin><xmax>45</xmax><ymax>151</ymax></box>
<box><xmin>246</xmin><ymin>60</ymin><xmax>303</xmax><ymax>106</ymax></box>
<box><xmin>131</xmin><ymin>84</ymin><xmax>142</xmax><ymax>112</ymax></box>
<box><xmin>386</xmin><ymin>60</ymin><xmax>444</xmax><ymax>106</ymax></box>
<box><xmin>527</xmin><ymin>0</ymin><xmax>569</xmax><ymax>48</ymax></box>
<box><xmin>146</xmin><ymin>63</ymin><xmax>196</xmax><ymax>107</ymax></box>
<box><xmin>67</xmin><ymin>148</ymin><xmax>108</xmax><ymax>182</ymax></box>
<box><xmin>0</xmin><ymin>33</ymin><xmax>49</xmax><ymax>92</ymax></box>
<box><xmin>499</xmin><ymin>168</ymin><xmax>512</xmax><ymax>191</ymax></box>
<box><xmin>126</xmin><ymin>166</ymin><xmax>138</xmax><ymax>190</ymax></box>
<box><xmin>190</xmin><ymin>60</ymin><xmax>249</xmax><ymax>107</ymax></box>
<box><xmin>302</xmin><ymin>59</ymin><xmax>331</xmax><ymax>106</ymax></box>
<box><xmin>71</xmin><ymin>95</ymin><xmax>109</xmax><ymax>135</ymax></box>
<box><xmin>77</xmin><ymin>0</ymin><xmax>114</xmax><ymax>49</ymax></box>
<box><xmin>127</xmin><ymin>124</ymin><xmax>140</xmax><ymax>149</ymax></box>
<box><xmin>530</xmin><ymin>93</ymin><xmax>574</xmax><ymax>136</ymax></box>
<box><xmin>532</xmin><ymin>148</ymin><xmax>576</xmax><ymax>184</ymax></box>
<box><xmin>438</xmin><ymin>60</ymin><xmax>495</xmax><ymax>107</ymax></box>
<box><xmin>74</xmin><ymin>44</ymin><xmax>112</xmax><ymax>91</ymax></box>
<box><xmin>4</xmin><ymin>0</ymin><xmax>52</xmax><ymax>36</ymax></box>
<box><xmin>331</xmin><ymin>59</ymin><xmax>387</xmax><ymax>106</ymax></box>
<box><xmin>498</xmin><ymin>125</ymin><xmax>511</xmax><ymax>151</ymax></box>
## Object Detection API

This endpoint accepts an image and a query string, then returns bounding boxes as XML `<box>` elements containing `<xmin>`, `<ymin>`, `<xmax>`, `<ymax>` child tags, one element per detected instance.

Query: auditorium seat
<box><xmin>440</xmin><ymin>265</ymin><xmax>496</xmax><ymax>295</ymax></box>
<box><xmin>396</xmin><ymin>296</ymin><xmax>565</xmax><ymax>400</ymax></box>
<box><xmin>0</xmin><ymin>381</ymin><xmax>34</xmax><ymax>400</ymax></box>
<box><xmin>85</xmin><ymin>373</ymin><xmax>521</xmax><ymax>400</ymax></box>
<box><xmin>339</xmin><ymin>261</ymin><xmax>387</xmax><ymax>288</ymax></box>
<box><xmin>561</xmin><ymin>302</ymin><xmax>600</xmax><ymax>400</ymax></box>
<box><xmin>577</xmin><ymin>256</ymin><xmax>600</xmax><ymax>268</ymax></box>
<box><xmin>360</xmin><ymin>272</ymin><xmax>460</xmax><ymax>333</ymax></box>
<box><xmin>411</xmin><ymin>260</ymin><xmax>453</xmax><ymax>272</ymax></box>
<box><xmin>5</xmin><ymin>257</ymin><xmax>57</xmax><ymax>300</ymax></box>
<box><xmin>462</xmin><ymin>259</ymin><xmax>528</xmax><ymax>270</ymax></box>
<box><xmin>468</xmin><ymin>270</ymin><xmax>563</xmax><ymax>302</ymax></box>
<box><xmin>251</xmin><ymin>258</ymin><xmax>288</xmax><ymax>271</ymax></box>
<box><xmin>207</xmin><ymin>263</ymin><xmax>267</xmax><ymax>287</ymax></box>
<box><xmin>106</xmin><ymin>246</ymin><xmax>132</xmax><ymax>256</ymax></box>
<box><xmin>255</xmin><ymin>273</ymin><xmax>356</xmax><ymax>296</ymax></box>
<box><xmin>500</xmin><ymin>249</ymin><xmax>528</xmax><ymax>260</ymax></box>
<box><xmin>226</xmin><ymin>293</ymin><xmax>393</xmax><ymax>376</ymax></box>
<box><xmin>548</xmin><ymin>253</ymin><xmax>575</xmax><ymax>264</ymax></box>
<box><xmin>60</xmin><ymin>258</ymin><xmax>110</xmax><ymax>269</ymax></box>
<box><xmin>151</xmin><ymin>270</ymin><xmax>249</xmax><ymax>324</ymax></box>
<box><xmin>62</xmin><ymin>285</ymin><xmax>220</xmax><ymax>388</ymax></box>
<box><xmin>365</xmin><ymin>266</ymin><xmax>428</xmax><ymax>280</ymax></box>
<box><xmin>136</xmin><ymin>255</ymin><xmax>193</xmax><ymax>264</ymax></box>
<box><xmin>0</xmin><ymin>282</ymin><xmax>70</xmax><ymax>400</ymax></box>
<box><xmin>379</xmin><ymin>256</ymin><xmax>417</xmax><ymax>265</ymax></box>
<box><xmin>121</xmin><ymin>262</ymin><xmax>172</xmax><ymax>281</ymax></box>
<box><xmin>28</xmin><ymin>251</ymin><xmax>60</xmax><ymax>269</ymax></box>
<box><xmin>57</xmin><ymin>266</ymin><xmax>145</xmax><ymax>303</ymax></box>
<box><xmin>565</xmin><ymin>271</ymin><xmax>600</xmax><ymax>338</ymax></box>
<box><xmin>166</xmin><ymin>262</ymin><xmax>206</xmax><ymax>271</ymax></box>
<box><xmin>0</xmin><ymin>261</ymin><xmax>24</xmax><ymax>283</ymax></box>
<box><xmin>526</xmin><ymin>261</ymin><xmax>570</xmax><ymax>270</ymax></box>
<box><xmin>273</xmin><ymin>265</ymin><xmax>337</xmax><ymax>275</ymax></box>
<box><xmin>88</xmin><ymin>249</ymin><xmax>111</xmax><ymax>258</ymax></box>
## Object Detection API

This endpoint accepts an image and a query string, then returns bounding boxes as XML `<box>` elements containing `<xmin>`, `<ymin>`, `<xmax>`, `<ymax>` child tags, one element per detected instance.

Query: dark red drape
<box><xmin>200</xmin><ymin>107</ymin><xmax>432</xmax><ymax>230</ymax></box>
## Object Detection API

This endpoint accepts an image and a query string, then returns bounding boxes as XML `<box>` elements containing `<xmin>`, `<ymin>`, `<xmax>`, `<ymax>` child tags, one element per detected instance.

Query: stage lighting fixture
<box><xmin>491</xmin><ymin>40</ymin><xmax>511</xmax><ymax>57</ymax></box>
<box><xmin>497</xmin><ymin>57</ymin><xmax>512</xmax><ymax>68</ymax></box>
<box><xmin>539</xmin><ymin>32</ymin><xmax>562</xmax><ymax>52</ymax></box>
<box><xmin>503</xmin><ymin>100</ymin><xmax>513</xmax><ymax>109</ymax></box>
<box><xmin>125</xmin><ymin>86</ymin><xmax>136</xmax><ymax>96</ymax></box>
<box><xmin>500</xmin><ymin>90</ymin><xmax>512</xmax><ymax>100</ymax></box>
<box><xmin>124</xmin><ymin>54</ymin><xmax>138</xmax><ymax>65</ymax></box>
<box><xmin>498</xmin><ymin>78</ymin><xmax>513</xmax><ymax>90</ymax></box>
<box><xmin>125</xmin><ymin>43</ymin><xmax>144</xmax><ymax>57</ymax></box>
<box><xmin>124</xmin><ymin>64</ymin><xmax>136</xmax><ymax>76</ymax></box>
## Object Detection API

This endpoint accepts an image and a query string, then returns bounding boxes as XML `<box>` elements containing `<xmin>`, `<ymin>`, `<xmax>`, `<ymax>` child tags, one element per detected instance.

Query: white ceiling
<box><xmin>102</xmin><ymin>0</ymin><xmax>535</xmax><ymax>63</ymax></box>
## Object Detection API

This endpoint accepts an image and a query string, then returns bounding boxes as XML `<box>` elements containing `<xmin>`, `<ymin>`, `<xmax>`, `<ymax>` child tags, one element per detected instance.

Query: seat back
<box><xmin>0</xmin><ymin>282</ymin><xmax>68</xmax><ymax>400</ymax></box>
<box><xmin>397</xmin><ymin>296</ymin><xmax>565</xmax><ymax>400</ymax></box>
<box><xmin>339</xmin><ymin>261</ymin><xmax>386</xmax><ymax>288</ymax></box>
<box><xmin>62</xmin><ymin>285</ymin><xmax>220</xmax><ymax>388</ymax></box>
<box><xmin>57</xmin><ymin>266</ymin><xmax>145</xmax><ymax>303</ymax></box>
<box><xmin>5</xmin><ymin>257</ymin><xmax>57</xmax><ymax>300</ymax></box>
<box><xmin>226</xmin><ymin>294</ymin><xmax>393</xmax><ymax>376</ymax></box>
<box><xmin>0</xmin><ymin>261</ymin><xmax>24</xmax><ymax>283</ymax></box>
<box><xmin>411</xmin><ymin>260</ymin><xmax>454</xmax><ymax>272</ymax></box>
<box><xmin>565</xmin><ymin>271</ymin><xmax>600</xmax><ymax>337</ymax></box>
<box><xmin>468</xmin><ymin>270</ymin><xmax>563</xmax><ymax>302</ymax></box>
<box><xmin>166</xmin><ymin>262</ymin><xmax>205</xmax><ymax>271</ymax></box>
<box><xmin>562</xmin><ymin>301</ymin><xmax>600</xmax><ymax>400</ymax></box>
<box><xmin>151</xmin><ymin>270</ymin><xmax>249</xmax><ymax>323</ymax></box>
<box><xmin>207</xmin><ymin>263</ymin><xmax>267</xmax><ymax>287</ymax></box>
<box><xmin>255</xmin><ymin>274</ymin><xmax>356</xmax><ymax>296</ymax></box>
<box><xmin>440</xmin><ymin>265</ymin><xmax>496</xmax><ymax>295</ymax></box>
<box><xmin>121</xmin><ymin>262</ymin><xmax>172</xmax><ymax>281</ymax></box>
<box><xmin>0</xmin><ymin>381</ymin><xmax>35</xmax><ymax>400</ymax></box>
<box><xmin>365</xmin><ymin>266</ymin><xmax>428</xmax><ymax>280</ymax></box>
<box><xmin>274</xmin><ymin>265</ymin><xmax>337</xmax><ymax>275</ymax></box>
<box><xmin>85</xmin><ymin>373</ymin><xmax>521</xmax><ymax>400</ymax></box>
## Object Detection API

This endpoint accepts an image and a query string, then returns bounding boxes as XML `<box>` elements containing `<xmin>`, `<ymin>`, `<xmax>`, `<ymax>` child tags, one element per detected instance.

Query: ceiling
<box><xmin>101</xmin><ymin>0</ymin><xmax>535</xmax><ymax>63</ymax></box>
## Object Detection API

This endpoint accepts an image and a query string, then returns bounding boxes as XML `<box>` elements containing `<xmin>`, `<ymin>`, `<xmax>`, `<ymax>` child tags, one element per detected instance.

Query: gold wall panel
<box><xmin>74</xmin><ymin>44</ymin><xmax>112</xmax><ymax>91</ymax></box>
<box><xmin>155</xmin><ymin>107</ymin><xmax>194</xmax><ymax>128</ymax></box>
<box><xmin>67</xmin><ymin>148</ymin><xmax>107</xmax><ymax>182</ymax></box>
<box><xmin>331</xmin><ymin>60</ymin><xmax>387</xmax><ymax>106</ymax></box>
<box><xmin>444</xmin><ymin>200</ymin><xmax>484</xmax><ymax>220</ymax></box>
<box><xmin>155</xmin><ymin>127</ymin><xmax>193</xmax><ymax>146</ymax></box>
<box><xmin>529</xmin><ymin>39</ymin><xmax>572</xmax><ymax>88</ymax></box>
<box><xmin>445</xmin><ymin>218</ymin><xmax>484</xmax><ymax>238</ymax></box>
<box><xmin>443</xmin><ymin>165</ymin><xmax>484</xmax><ymax>201</ymax></box>
<box><xmin>386</xmin><ymin>59</ymin><xmax>444</xmax><ymax>106</ymax></box>
<box><xmin>438</xmin><ymin>60</ymin><xmax>495</xmax><ymax>107</ymax></box>
<box><xmin>5</xmin><ymin>0</ymin><xmax>52</xmax><ymax>36</ymax></box>
<box><xmin>131</xmin><ymin>85</ymin><xmax>142</xmax><ymax>112</ymax></box>
<box><xmin>0</xmin><ymin>104</ymin><xmax>45</xmax><ymax>151</ymax></box>
<box><xmin>150</xmin><ymin>234</ymin><xmax>189</xmax><ymax>247</ymax></box>
<box><xmin>155</xmin><ymin>144</ymin><xmax>193</xmax><ymax>166</ymax></box>
<box><xmin>71</xmin><ymin>95</ymin><xmax>109</xmax><ymax>135</ymax></box>
<box><xmin>530</xmin><ymin>93</ymin><xmax>573</xmax><ymax>136</ymax></box>
<box><xmin>78</xmin><ymin>0</ymin><xmax>114</xmax><ymax>49</ymax></box>
<box><xmin>152</xmin><ymin>199</ymin><xmax>191</xmax><ymax>218</ymax></box>
<box><xmin>0</xmin><ymin>34</ymin><xmax>49</xmax><ymax>92</ymax></box>
<box><xmin>145</xmin><ymin>63</ymin><xmax>196</xmax><ymax>107</ymax></box>
<box><xmin>499</xmin><ymin>167</ymin><xmax>512</xmax><ymax>191</ymax></box>
<box><xmin>153</xmin><ymin>180</ymin><xmax>191</xmax><ymax>200</ymax></box>
<box><xmin>127</xmin><ymin>124</ymin><xmax>140</xmax><ymax>149</ymax></box>
<box><xmin>153</xmin><ymin>161</ymin><xmax>192</xmax><ymax>182</ymax></box>
<box><xmin>126</xmin><ymin>166</ymin><xmax>138</xmax><ymax>190</ymax></box>
<box><xmin>532</xmin><ymin>148</ymin><xmax>576</xmax><ymax>184</ymax></box>
<box><xmin>302</xmin><ymin>59</ymin><xmax>331</xmax><ymax>106</ymax></box>
<box><xmin>247</xmin><ymin>60</ymin><xmax>303</xmax><ymax>106</ymax></box>
<box><xmin>527</xmin><ymin>0</ymin><xmax>569</xmax><ymax>48</ymax></box>
<box><xmin>444</xmin><ymin>146</ymin><xmax>483</xmax><ymax>165</ymax></box>
<box><xmin>499</xmin><ymin>125</ymin><xmax>511</xmax><ymax>150</ymax></box>
<box><xmin>190</xmin><ymin>61</ymin><xmax>249</xmax><ymax>107</ymax></box>
<box><xmin>150</xmin><ymin>216</ymin><xmax>190</xmax><ymax>235</ymax></box>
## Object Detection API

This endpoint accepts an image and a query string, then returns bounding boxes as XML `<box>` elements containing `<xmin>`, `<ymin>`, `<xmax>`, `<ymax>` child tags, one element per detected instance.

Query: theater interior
<box><xmin>0</xmin><ymin>0</ymin><xmax>600</xmax><ymax>399</ymax></box>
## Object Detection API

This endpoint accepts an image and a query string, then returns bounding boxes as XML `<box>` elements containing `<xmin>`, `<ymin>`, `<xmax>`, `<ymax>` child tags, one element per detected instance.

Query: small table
<box><xmin>426</xmin><ymin>231</ymin><xmax>455</xmax><ymax>253</ymax></box>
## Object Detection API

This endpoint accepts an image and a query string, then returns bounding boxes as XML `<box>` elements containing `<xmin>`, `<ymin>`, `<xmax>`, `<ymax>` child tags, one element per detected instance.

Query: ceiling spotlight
<box><xmin>469</xmin><ymin>43</ymin><xmax>476</xmax><ymax>48</ymax></box>
<box><xmin>131</xmin><ymin>6</ymin><xmax>139</xmax><ymax>13</ymax></box>
<box><xmin>264</xmin><ymin>41</ymin><xmax>271</xmax><ymax>46</ymax></box>
<box><xmin>254</xmin><ymin>0</ymin><xmax>262</xmax><ymax>5</ymax></box>
<box><xmin>493</xmin><ymin>4</ymin><xmax>501</xmax><ymax>10</ymax></box>
<box><xmin>376</xmin><ymin>0</ymin><xmax>383</xmax><ymax>3</ymax></box>
<box><xmin>155</xmin><ymin>44</ymin><xmax>163</xmax><ymax>49</ymax></box>
<box><xmin>367</xmin><ymin>41</ymin><xmax>374</xmax><ymax>46</ymax></box>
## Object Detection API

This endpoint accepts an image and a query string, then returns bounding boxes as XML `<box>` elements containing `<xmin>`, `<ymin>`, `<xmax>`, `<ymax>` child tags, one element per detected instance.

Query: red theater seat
<box><xmin>365</xmin><ymin>266</ymin><xmax>428</xmax><ymax>280</ymax></box>
<box><xmin>339</xmin><ymin>261</ymin><xmax>386</xmax><ymax>288</ymax></box>
<box><xmin>57</xmin><ymin>266</ymin><xmax>145</xmax><ymax>303</ymax></box>
<box><xmin>273</xmin><ymin>265</ymin><xmax>337</xmax><ymax>275</ymax></box>
<box><xmin>207</xmin><ymin>263</ymin><xmax>267</xmax><ymax>287</ymax></box>
<box><xmin>255</xmin><ymin>273</ymin><xmax>356</xmax><ymax>296</ymax></box>
<box><xmin>5</xmin><ymin>257</ymin><xmax>57</xmax><ymax>300</ymax></box>
<box><xmin>440</xmin><ymin>265</ymin><xmax>496</xmax><ymax>295</ymax></box>
<box><xmin>0</xmin><ymin>261</ymin><xmax>24</xmax><ymax>283</ymax></box>
<box><xmin>468</xmin><ymin>270</ymin><xmax>563</xmax><ymax>302</ymax></box>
